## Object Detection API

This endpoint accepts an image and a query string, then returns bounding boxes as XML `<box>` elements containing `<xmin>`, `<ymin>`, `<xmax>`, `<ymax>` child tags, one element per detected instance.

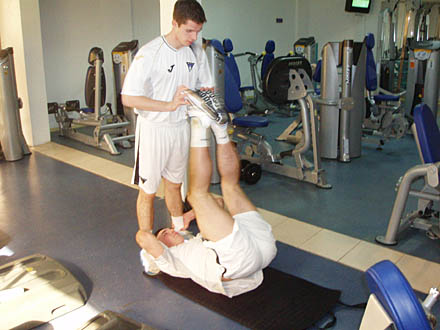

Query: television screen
<box><xmin>345</xmin><ymin>0</ymin><xmax>371</xmax><ymax>13</ymax></box>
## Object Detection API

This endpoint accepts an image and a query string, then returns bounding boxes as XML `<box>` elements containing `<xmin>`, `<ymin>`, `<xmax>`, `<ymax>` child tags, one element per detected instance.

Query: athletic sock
<box><xmin>188</xmin><ymin>107</ymin><xmax>213</xmax><ymax>128</ymax></box>
<box><xmin>171</xmin><ymin>215</ymin><xmax>184</xmax><ymax>232</ymax></box>
<box><xmin>210</xmin><ymin>121</ymin><xmax>230</xmax><ymax>144</ymax></box>
<box><xmin>190</xmin><ymin>117</ymin><xmax>212</xmax><ymax>147</ymax></box>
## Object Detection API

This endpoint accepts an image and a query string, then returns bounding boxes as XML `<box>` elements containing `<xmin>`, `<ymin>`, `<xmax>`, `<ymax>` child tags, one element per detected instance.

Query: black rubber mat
<box><xmin>153</xmin><ymin>267</ymin><xmax>341</xmax><ymax>330</ymax></box>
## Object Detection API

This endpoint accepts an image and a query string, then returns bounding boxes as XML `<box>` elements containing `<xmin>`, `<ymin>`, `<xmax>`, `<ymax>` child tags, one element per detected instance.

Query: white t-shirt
<box><xmin>121</xmin><ymin>36</ymin><xmax>213</xmax><ymax>124</ymax></box>
<box><xmin>155</xmin><ymin>234</ymin><xmax>264</xmax><ymax>298</ymax></box>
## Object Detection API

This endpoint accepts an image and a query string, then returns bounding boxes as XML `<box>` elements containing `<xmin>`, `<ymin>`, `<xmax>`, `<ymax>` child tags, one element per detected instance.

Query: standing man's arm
<box><xmin>122</xmin><ymin>85</ymin><xmax>188</xmax><ymax>112</ymax></box>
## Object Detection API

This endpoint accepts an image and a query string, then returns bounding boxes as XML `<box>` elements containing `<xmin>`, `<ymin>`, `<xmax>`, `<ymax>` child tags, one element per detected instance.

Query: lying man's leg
<box><xmin>187</xmin><ymin>117</ymin><xmax>234</xmax><ymax>242</ymax></box>
<box><xmin>213</xmin><ymin>126</ymin><xmax>257</xmax><ymax>216</ymax></box>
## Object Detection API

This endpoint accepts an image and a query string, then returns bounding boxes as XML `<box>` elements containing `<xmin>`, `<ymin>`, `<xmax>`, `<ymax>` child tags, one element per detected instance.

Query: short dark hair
<box><xmin>154</xmin><ymin>227</ymin><xmax>166</xmax><ymax>237</ymax></box>
<box><xmin>173</xmin><ymin>0</ymin><xmax>207</xmax><ymax>26</ymax></box>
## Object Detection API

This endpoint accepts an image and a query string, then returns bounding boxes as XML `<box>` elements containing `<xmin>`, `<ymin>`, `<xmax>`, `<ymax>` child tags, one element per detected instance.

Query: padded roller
<box><xmin>366</xmin><ymin>260</ymin><xmax>430</xmax><ymax>330</ymax></box>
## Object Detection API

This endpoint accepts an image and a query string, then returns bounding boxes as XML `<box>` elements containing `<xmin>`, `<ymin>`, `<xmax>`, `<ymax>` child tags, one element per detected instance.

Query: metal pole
<box><xmin>94</xmin><ymin>58</ymin><xmax>102</xmax><ymax>120</ymax></box>
<box><xmin>339</xmin><ymin>40</ymin><xmax>353</xmax><ymax>163</ymax></box>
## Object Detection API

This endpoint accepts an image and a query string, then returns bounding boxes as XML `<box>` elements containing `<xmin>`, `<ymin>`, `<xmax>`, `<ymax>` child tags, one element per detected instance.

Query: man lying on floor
<box><xmin>136</xmin><ymin>97</ymin><xmax>277</xmax><ymax>297</ymax></box>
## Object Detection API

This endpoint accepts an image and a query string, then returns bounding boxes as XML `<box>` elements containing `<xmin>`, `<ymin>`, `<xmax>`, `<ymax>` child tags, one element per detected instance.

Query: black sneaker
<box><xmin>184</xmin><ymin>89</ymin><xmax>229</xmax><ymax>125</ymax></box>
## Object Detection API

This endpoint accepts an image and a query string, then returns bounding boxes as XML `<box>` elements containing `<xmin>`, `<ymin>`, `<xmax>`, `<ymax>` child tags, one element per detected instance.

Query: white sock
<box><xmin>190</xmin><ymin>117</ymin><xmax>211</xmax><ymax>147</ymax></box>
<box><xmin>187</xmin><ymin>107</ymin><xmax>212</xmax><ymax>128</ymax></box>
<box><xmin>172</xmin><ymin>216</ymin><xmax>184</xmax><ymax>231</ymax></box>
<box><xmin>210</xmin><ymin>122</ymin><xmax>230</xmax><ymax>144</ymax></box>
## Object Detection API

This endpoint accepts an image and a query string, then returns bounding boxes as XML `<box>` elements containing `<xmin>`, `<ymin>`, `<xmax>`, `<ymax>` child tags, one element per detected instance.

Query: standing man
<box><xmin>121</xmin><ymin>0</ymin><xmax>213</xmax><ymax>272</ymax></box>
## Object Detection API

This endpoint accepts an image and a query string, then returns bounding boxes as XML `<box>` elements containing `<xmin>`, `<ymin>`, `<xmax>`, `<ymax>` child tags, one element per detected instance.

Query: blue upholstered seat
<box><xmin>413</xmin><ymin>103</ymin><xmax>440</xmax><ymax>164</ymax></box>
<box><xmin>366</xmin><ymin>260</ymin><xmax>431</xmax><ymax>330</ymax></box>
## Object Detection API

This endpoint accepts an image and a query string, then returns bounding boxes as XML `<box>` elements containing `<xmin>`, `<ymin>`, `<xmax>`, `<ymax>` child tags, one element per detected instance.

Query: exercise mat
<box><xmin>152</xmin><ymin>267</ymin><xmax>341</xmax><ymax>330</ymax></box>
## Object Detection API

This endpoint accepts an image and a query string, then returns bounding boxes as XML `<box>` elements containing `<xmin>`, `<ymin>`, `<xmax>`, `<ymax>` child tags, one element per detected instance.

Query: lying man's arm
<box><xmin>136</xmin><ymin>230</ymin><xmax>164</xmax><ymax>258</ymax></box>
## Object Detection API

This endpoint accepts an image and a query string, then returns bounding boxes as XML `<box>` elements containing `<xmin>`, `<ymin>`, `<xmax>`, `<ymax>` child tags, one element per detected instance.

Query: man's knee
<box><xmin>163</xmin><ymin>178</ymin><xmax>182</xmax><ymax>192</ymax></box>
<box><xmin>138</xmin><ymin>188</ymin><xmax>156</xmax><ymax>202</ymax></box>
<box><xmin>187</xmin><ymin>190</ymin><xmax>210</xmax><ymax>206</ymax></box>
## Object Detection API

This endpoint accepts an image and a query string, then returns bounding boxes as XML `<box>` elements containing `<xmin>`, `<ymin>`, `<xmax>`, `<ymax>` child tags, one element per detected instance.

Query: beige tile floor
<box><xmin>33</xmin><ymin>142</ymin><xmax>440</xmax><ymax>294</ymax></box>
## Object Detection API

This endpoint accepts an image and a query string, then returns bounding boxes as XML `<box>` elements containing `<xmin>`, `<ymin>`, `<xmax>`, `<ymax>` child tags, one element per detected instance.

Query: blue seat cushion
<box><xmin>366</xmin><ymin>260</ymin><xmax>430</xmax><ymax>330</ymax></box>
<box><xmin>233</xmin><ymin>115</ymin><xmax>269</xmax><ymax>128</ymax></box>
<box><xmin>374</xmin><ymin>94</ymin><xmax>400</xmax><ymax>102</ymax></box>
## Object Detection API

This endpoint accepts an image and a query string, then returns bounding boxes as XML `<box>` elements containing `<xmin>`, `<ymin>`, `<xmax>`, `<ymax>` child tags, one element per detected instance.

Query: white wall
<box><xmin>40</xmin><ymin>0</ymin><xmax>160</xmax><ymax>128</ymax></box>
<box><xmin>203</xmin><ymin>0</ymin><xmax>380</xmax><ymax>86</ymax></box>
<box><xmin>0</xmin><ymin>0</ymin><xmax>50</xmax><ymax>146</ymax></box>
<box><xmin>295</xmin><ymin>0</ymin><xmax>381</xmax><ymax>55</ymax></box>
<box><xmin>203</xmin><ymin>0</ymin><xmax>296</xmax><ymax>86</ymax></box>
<box><xmin>132</xmin><ymin>0</ymin><xmax>160</xmax><ymax>47</ymax></box>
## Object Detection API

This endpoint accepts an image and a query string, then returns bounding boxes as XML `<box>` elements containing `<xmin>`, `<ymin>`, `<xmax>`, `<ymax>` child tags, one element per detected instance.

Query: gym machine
<box><xmin>0</xmin><ymin>254</ymin><xmax>87</xmax><ymax>329</ymax></box>
<box><xmin>112</xmin><ymin>40</ymin><xmax>139</xmax><ymax>137</ymax></box>
<box><xmin>79</xmin><ymin>310</ymin><xmax>154</xmax><ymax>329</ymax></box>
<box><xmin>0</xmin><ymin>47</ymin><xmax>30</xmax><ymax>161</ymax></box>
<box><xmin>376</xmin><ymin>104</ymin><xmax>440</xmax><ymax>246</ymax></box>
<box><xmin>208</xmin><ymin>39</ymin><xmax>330</xmax><ymax>188</ymax></box>
<box><xmin>236</xmin><ymin>57</ymin><xmax>330</xmax><ymax>188</ymax></box>
<box><xmin>317</xmin><ymin>40</ymin><xmax>363</xmax><ymax>162</ymax></box>
<box><xmin>404</xmin><ymin>39</ymin><xmax>440</xmax><ymax>119</ymax></box>
<box><xmin>49</xmin><ymin>47</ymin><xmax>134</xmax><ymax>155</ymax></box>
<box><xmin>362</xmin><ymin>33</ymin><xmax>409</xmax><ymax>148</ymax></box>
<box><xmin>293</xmin><ymin>37</ymin><xmax>318</xmax><ymax>65</ymax></box>
<box><xmin>247</xmin><ymin>57</ymin><xmax>330</xmax><ymax>188</ymax></box>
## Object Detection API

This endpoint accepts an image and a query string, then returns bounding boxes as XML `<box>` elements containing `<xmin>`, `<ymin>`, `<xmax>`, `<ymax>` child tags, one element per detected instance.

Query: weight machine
<box><xmin>49</xmin><ymin>47</ymin><xmax>134</xmax><ymax>155</ymax></box>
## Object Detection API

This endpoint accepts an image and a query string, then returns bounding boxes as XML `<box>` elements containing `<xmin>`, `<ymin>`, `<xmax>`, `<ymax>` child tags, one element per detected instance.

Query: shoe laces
<box><xmin>197</xmin><ymin>90</ymin><xmax>223</xmax><ymax>112</ymax></box>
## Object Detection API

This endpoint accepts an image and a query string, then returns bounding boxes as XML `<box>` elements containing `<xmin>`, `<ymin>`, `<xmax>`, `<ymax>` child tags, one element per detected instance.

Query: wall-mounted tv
<box><xmin>345</xmin><ymin>0</ymin><xmax>372</xmax><ymax>14</ymax></box>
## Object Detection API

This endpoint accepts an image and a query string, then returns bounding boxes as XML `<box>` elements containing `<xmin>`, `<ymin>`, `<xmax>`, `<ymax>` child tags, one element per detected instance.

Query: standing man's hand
<box><xmin>168</xmin><ymin>85</ymin><xmax>189</xmax><ymax>111</ymax></box>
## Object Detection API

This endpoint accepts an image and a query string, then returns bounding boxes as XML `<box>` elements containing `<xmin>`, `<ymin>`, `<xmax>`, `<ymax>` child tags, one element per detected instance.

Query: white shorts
<box><xmin>132</xmin><ymin>118</ymin><xmax>190</xmax><ymax>194</ymax></box>
<box><xmin>203</xmin><ymin>211</ymin><xmax>277</xmax><ymax>279</ymax></box>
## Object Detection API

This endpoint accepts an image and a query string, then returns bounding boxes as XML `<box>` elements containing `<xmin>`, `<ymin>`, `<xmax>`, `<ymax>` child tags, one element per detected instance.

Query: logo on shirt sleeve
<box><xmin>186</xmin><ymin>62</ymin><xmax>195</xmax><ymax>72</ymax></box>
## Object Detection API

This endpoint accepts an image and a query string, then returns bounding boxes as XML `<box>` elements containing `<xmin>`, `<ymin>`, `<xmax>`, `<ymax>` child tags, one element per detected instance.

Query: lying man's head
<box><xmin>155</xmin><ymin>227</ymin><xmax>185</xmax><ymax>248</ymax></box>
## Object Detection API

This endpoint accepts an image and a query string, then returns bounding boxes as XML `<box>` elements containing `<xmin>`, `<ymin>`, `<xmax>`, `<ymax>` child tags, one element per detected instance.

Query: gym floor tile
<box><xmin>300</xmin><ymin>229</ymin><xmax>361</xmax><ymax>262</ymax></box>
<box><xmin>34</xmin><ymin>142</ymin><xmax>90</xmax><ymax>163</ymax></box>
<box><xmin>395</xmin><ymin>255</ymin><xmax>440</xmax><ymax>293</ymax></box>
<box><xmin>256</xmin><ymin>208</ymin><xmax>295</xmax><ymax>228</ymax></box>
<box><xmin>271</xmin><ymin>216</ymin><xmax>322</xmax><ymax>247</ymax></box>
<box><xmin>33</xmin><ymin>143</ymin><xmax>135</xmax><ymax>189</ymax></box>
<box><xmin>339</xmin><ymin>240</ymin><xmax>404</xmax><ymax>272</ymax></box>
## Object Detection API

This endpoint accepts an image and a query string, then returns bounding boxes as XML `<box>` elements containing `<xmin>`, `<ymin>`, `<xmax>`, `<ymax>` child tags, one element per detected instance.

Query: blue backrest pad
<box><xmin>365</xmin><ymin>33</ymin><xmax>377</xmax><ymax>92</ymax></box>
<box><xmin>414</xmin><ymin>103</ymin><xmax>440</xmax><ymax>164</ymax></box>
